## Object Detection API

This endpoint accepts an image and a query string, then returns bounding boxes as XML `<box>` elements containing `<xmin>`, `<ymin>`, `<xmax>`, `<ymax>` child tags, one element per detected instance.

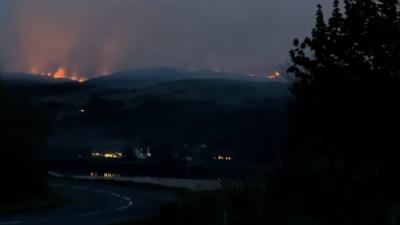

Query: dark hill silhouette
<box><xmin>85</xmin><ymin>67</ymin><xmax>264</xmax><ymax>89</ymax></box>
<box><xmin>140</xmin><ymin>79</ymin><xmax>291</xmax><ymax>104</ymax></box>
<box><xmin>0</xmin><ymin>72</ymin><xmax>75</xmax><ymax>84</ymax></box>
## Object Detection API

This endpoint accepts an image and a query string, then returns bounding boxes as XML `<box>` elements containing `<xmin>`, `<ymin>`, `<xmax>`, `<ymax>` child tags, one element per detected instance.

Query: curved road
<box><xmin>0</xmin><ymin>179</ymin><xmax>175</xmax><ymax>225</ymax></box>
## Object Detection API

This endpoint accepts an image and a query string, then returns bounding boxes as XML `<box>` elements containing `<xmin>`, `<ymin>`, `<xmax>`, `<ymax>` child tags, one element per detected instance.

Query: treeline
<box><xmin>270</xmin><ymin>0</ymin><xmax>400</xmax><ymax>224</ymax></box>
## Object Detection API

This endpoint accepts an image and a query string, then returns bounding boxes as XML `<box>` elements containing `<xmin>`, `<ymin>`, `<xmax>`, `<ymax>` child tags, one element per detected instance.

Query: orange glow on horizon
<box><xmin>28</xmin><ymin>66</ymin><xmax>86</xmax><ymax>82</ymax></box>
<box><xmin>53</xmin><ymin>67</ymin><xmax>67</xmax><ymax>79</ymax></box>
<box><xmin>29</xmin><ymin>66</ymin><xmax>39</xmax><ymax>74</ymax></box>
<box><xmin>267</xmin><ymin>71</ymin><xmax>281</xmax><ymax>80</ymax></box>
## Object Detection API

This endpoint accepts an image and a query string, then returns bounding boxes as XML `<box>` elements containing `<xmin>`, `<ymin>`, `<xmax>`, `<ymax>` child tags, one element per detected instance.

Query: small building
<box><xmin>213</xmin><ymin>154</ymin><xmax>234</xmax><ymax>161</ymax></box>
<box><xmin>90</xmin><ymin>149</ymin><xmax>126</xmax><ymax>159</ymax></box>
<box><xmin>133</xmin><ymin>147</ymin><xmax>152</xmax><ymax>160</ymax></box>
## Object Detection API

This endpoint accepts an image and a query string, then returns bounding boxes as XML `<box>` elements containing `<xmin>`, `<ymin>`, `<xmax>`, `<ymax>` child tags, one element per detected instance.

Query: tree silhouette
<box><xmin>279</xmin><ymin>1</ymin><xmax>400</xmax><ymax>224</ymax></box>
<box><xmin>289</xmin><ymin>0</ymin><xmax>400</xmax><ymax>163</ymax></box>
<box><xmin>290</xmin><ymin>0</ymin><xmax>400</xmax><ymax>84</ymax></box>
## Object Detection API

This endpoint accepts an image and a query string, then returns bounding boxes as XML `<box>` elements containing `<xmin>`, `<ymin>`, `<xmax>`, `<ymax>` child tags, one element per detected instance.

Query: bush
<box><xmin>0</xmin><ymin>84</ymin><xmax>46</xmax><ymax>202</ymax></box>
<box><xmin>282</xmin><ymin>0</ymin><xmax>400</xmax><ymax>224</ymax></box>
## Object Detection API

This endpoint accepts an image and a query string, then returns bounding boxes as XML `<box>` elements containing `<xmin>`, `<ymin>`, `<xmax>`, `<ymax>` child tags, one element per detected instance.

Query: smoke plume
<box><xmin>0</xmin><ymin>0</ymin><xmax>326</xmax><ymax>80</ymax></box>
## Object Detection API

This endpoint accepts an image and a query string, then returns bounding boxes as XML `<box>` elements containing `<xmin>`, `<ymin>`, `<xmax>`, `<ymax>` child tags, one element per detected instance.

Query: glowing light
<box><xmin>214</xmin><ymin>155</ymin><xmax>234</xmax><ymax>161</ymax></box>
<box><xmin>91</xmin><ymin>152</ymin><xmax>101</xmax><ymax>157</ymax></box>
<box><xmin>71</xmin><ymin>71</ymin><xmax>86</xmax><ymax>82</ymax></box>
<box><xmin>267</xmin><ymin>71</ymin><xmax>282</xmax><ymax>80</ymax></box>
<box><xmin>27</xmin><ymin>66</ymin><xmax>87</xmax><ymax>82</ymax></box>
<box><xmin>53</xmin><ymin>67</ymin><xmax>67</xmax><ymax>79</ymax></box>
<box><xmin>90</xmin><ymin>172</ymin><xmax>120</xmax><ymax>178</ymax></box>
<box><xmin>91</xmin><ymin>150</ymin><xmax>124</xmax><ymax>159</ymax></box>
<box><xmin>104</xmin><ymin>152</ymin><xmax>123</xmax><ymax>158</ymax></box>
<box><xmin>104</xmin><ymin>172</ymin><xmax>120</xmax><ymax>178</ymax></box>
<box><xmin>90</xmin><ymin>172</ymin><xmax>98</xmax><ymax>177</ymax></box>
<box><xmin>29</xmin><ymin>66</ymin><xmax>39</xmax><ymax>74</ymax></box>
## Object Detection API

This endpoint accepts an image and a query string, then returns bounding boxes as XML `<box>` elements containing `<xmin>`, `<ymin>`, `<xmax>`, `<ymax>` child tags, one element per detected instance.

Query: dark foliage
<box><xmin>278</xmin><ymin>0</ymin><xmax>400</xmax><ymax>224</ymax></box>
<box><xmin>0</xmin><ymin>83</ymin><xmax>47</xmax><ymax>203</ymax></box>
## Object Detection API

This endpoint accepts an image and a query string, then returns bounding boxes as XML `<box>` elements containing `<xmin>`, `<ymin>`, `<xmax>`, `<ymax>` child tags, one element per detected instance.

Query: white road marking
<box><xmin>110</xmin><ymin>192</ymin><xmax>120</xmax><ymax>197</ymax></box>
<box><xmin>72</xmin><ymin>186</ymin><xmax>86</xmax><ymax>190</ymax></box>
<box><xmin>0</xmin><ymin>221</ymin><xmax>21</xmax><ymax>225</ymax></box>
<box><xmin>113</xmin><ymin>196</ymin><xmax>134</xmax><ymax>211</ymax></box>
<box><xmin>25</xmin><ymin>181</ymin><xmax>136</xmax><ymax>218</ymax></box>
<box><xmin>73</xmin><ymin>211</ymin><xmax>102</xmax><ymax>217</ymax></box>
<box><xmin>114</xmin><ymin>205</ymin><xmax>130</xmax><ymax>211</ymax></box>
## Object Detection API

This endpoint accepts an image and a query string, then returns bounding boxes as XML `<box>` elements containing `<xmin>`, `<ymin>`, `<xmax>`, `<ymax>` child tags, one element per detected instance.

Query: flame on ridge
<box><xmin>29</xmin><ymin>66</ymin><xmax>86</xmax><ymax>82</ymax></box>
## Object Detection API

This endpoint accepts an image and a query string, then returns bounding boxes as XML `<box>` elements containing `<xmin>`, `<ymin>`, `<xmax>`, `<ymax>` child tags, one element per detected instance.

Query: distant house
<box><xmin>90</xmin><ymin>149</ymin><xmax>126</xmax><ymax>159</ymax></box>
<box><xmin>213</xmin><ymin>154</ymin><xmax>234</xmax><ymax>161</ymax></box>
<box><xmin>133</xmin><ymin>147</ymin><xmax>151</xmax><ymax>160</ymax></box>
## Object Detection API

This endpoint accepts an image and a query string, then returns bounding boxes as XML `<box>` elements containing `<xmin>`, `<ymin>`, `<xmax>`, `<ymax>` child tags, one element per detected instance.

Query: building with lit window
<box><xmin>90</xmin><ymin>149</ymin><xmax>125</xmax><ymax>159</ymax></box>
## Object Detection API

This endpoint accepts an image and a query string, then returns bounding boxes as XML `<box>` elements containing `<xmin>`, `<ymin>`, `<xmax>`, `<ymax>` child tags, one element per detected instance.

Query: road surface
<box><xmin>0</xmin><ymin>179</ymin><xmax>175</xmax><ymax>225</ymax></box>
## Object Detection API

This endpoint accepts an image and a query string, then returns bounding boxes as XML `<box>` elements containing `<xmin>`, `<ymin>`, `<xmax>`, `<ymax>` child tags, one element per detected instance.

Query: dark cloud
<box><xmin>0</xmin><ymin>0</ymin><xmax>331</xmax><ymax>79</ymax></box>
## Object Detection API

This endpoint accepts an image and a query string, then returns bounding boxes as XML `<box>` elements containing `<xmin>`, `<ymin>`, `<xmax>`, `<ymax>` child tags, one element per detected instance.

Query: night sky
<box><xmin>0</xmin><ymin>0</ymin><xmax>330</xmax><ymax>79</ymax></box>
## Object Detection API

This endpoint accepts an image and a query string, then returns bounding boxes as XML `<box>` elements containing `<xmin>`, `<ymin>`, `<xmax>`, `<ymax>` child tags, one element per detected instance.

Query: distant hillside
<box><xmin>139</xmin><ymin>79</ymin><xmax>292</xmax><ymax>104</ymax></box>
<box><xmin>0</xmin><ymin>72</ymin><xmax>74</xmax><ymax>84</ymax></box>
<box><xmin>85</xmin><ymin>67</ymin><xmax>264</xmax><ymax>89</ymax></box>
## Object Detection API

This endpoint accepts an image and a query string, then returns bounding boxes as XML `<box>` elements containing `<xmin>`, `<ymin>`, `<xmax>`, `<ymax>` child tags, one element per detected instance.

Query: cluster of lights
<box><xmin>268</xmin><ymin>71</ymin><xmax>281</xmax><ymax>80</ymax></box>
<box><xmin>214</xmin><ymin>155</ymin><xmax>234</xmax><ymax>161</ymax></box>
<box><xmin>246</xmin><ymin>71</ymin><xmax>282</xmax><ymax>80</ymax></box>
<box><xmin>103</xmin><ymin>172</ymin><xmax>120</xmax><ymax>178</ymax></box>
<box><xmin>91</xmin><ymin>151</ymin><xmax>124</xmax><ymax>159</ymax></box>
<box><xmin>91</xmin><ymin>152</ymin><xmax>101</xmax><ymax>157</ymax></box>
<box><xmin>104</xmin><ymin>152</ymin><xmax>123</xmax><ymax>158</ymax></box>
<box><xmin>90</xmin><ymin>172</ymin><xmax>120</xmax><ymax>178</ymax></box>
<box><xmin>29</xmin><ymin>66</ymin><xmax>86</xmax><ymax>82</ymax></box>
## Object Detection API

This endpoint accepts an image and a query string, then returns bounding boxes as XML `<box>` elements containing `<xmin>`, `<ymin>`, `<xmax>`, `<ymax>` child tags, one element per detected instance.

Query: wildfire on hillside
<box><xmin>267</xmin><ymin>71</ymin><xmax>281</xmax><ymax>80</ymax></box>
<box><xmin>29</xmin><ymin>66</ymin><xmax>86</xmax><ymax>82</ymax></box>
